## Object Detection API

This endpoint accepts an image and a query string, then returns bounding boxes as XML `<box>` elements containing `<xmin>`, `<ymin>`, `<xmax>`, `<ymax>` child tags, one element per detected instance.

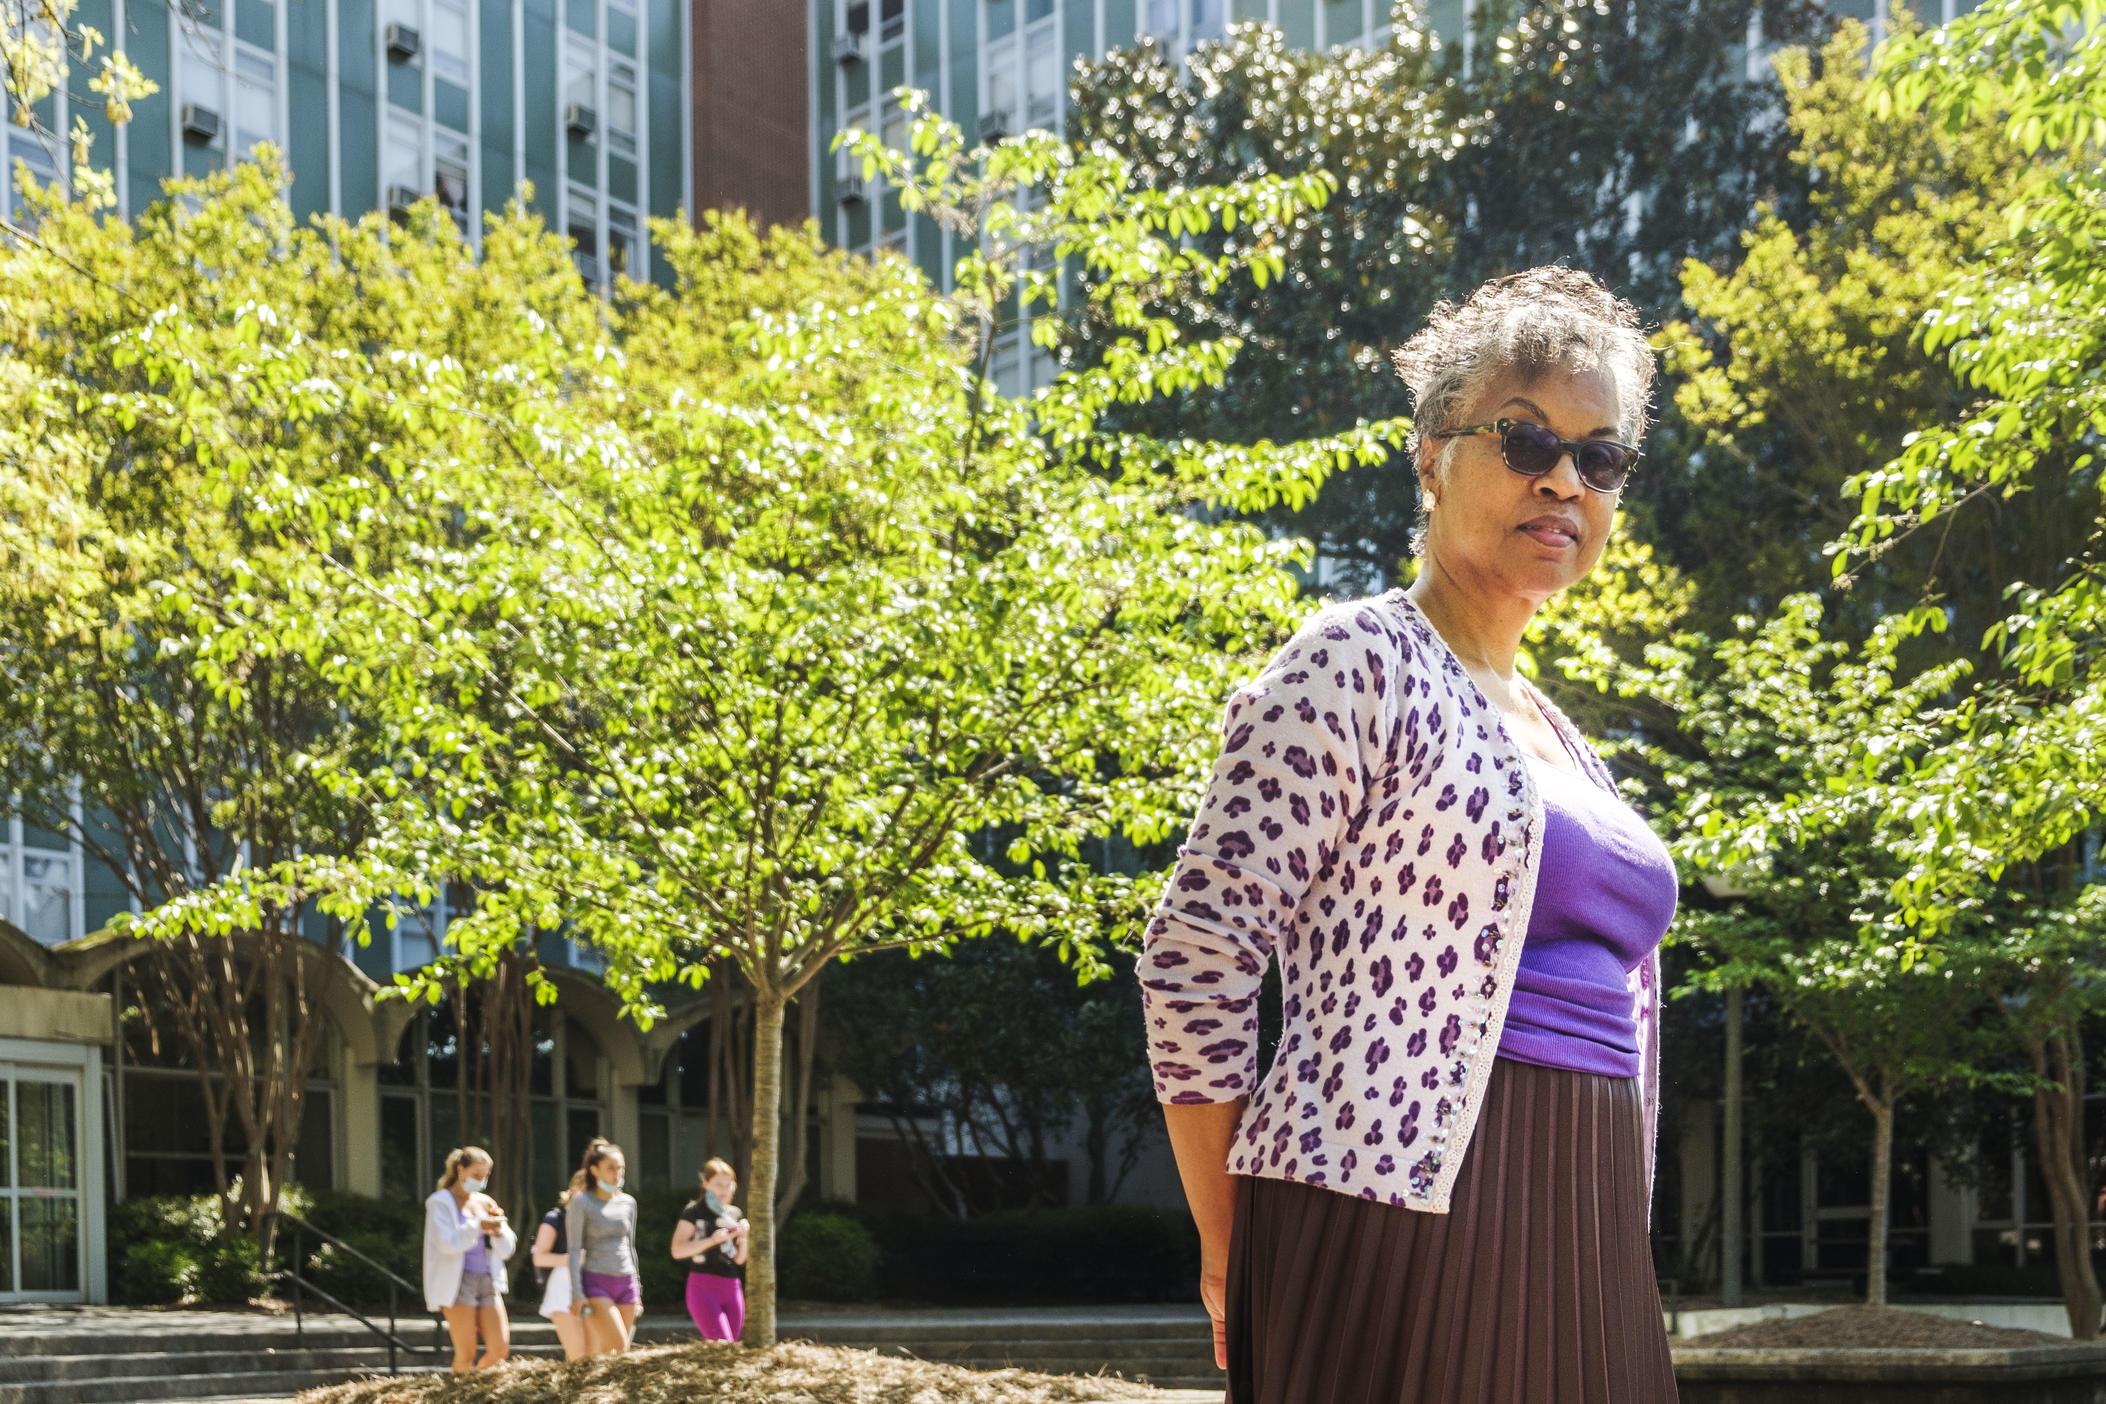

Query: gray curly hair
<box><xmin>1391</xmin><ymin>267</ymin><xmax>1656</xmax><ymax>555</ymax></box>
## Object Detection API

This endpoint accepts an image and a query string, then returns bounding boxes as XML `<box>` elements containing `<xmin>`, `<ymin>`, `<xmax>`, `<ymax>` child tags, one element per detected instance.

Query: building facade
<box><xmin>4</xmin><ymin>0</ymin><xmax>689</xmax><ymax>289</ymax></box>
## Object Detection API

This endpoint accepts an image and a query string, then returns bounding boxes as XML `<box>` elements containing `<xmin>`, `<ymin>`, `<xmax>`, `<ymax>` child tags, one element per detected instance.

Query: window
<box><xmin>384</xmin><ymin>111</ymin><xmax>424</xmax><ymax>211</ymax></box>
<box><xmin>878</xmin><ymin>0</ymin><xmax>903</xmax><ymax>42</ymax></box>
<box><xmin>607</xmin><ymin>204</ymin><xmax>637</xmax><ymax>279</ymax></box>
<box><xmin>1191</xmin><ymin>0</ymin><xmax>1225</xmax><ymax>39</ymax></box>
<box><xmin>1145</xmin><ymin>0</ymin><xmax>1177</xmax><ymax>37</ymax></box>
<box><xmin>435</xmin><ymin>130</ymin><xmax>470</xmax><ymax>219</ymax></box>
<box><xmin>1024</xmin><ymin>23</ymin><xmax>1059</xmax><ymax>130</ymax></box>
<box><xmin>180</xmin><ymin>44</ymin><xmax>226</xmax><ymax>144</ymax></box>
<box><xmin>564</xmin><ymin>45</ymin><xmax>596</xmax><ymax>114</ymax></box>
<box><xmin>430</xmin><ymin>0</ymin><xmax>470</xmax><ymax>85</ymax></box>
<box><xmin>607</xmin><ymin>60</ymin><xmax>637</xmax><ymax>158</ymax></box>
<box><xmin>985</xmin><ymin>35</ymin><xmax>1018</xmax><ymax>133</ymax></box>
<box><xmin>1</xmin><ymin>819</ymin><xmax>80</xmax><ymax>947</ymax></box>
<box><xmin>232</xmin><ymin>47</ymin><xmax>276</xmax><ymax>158</ymax></box>
<box><xmin>568</xmin><ymin>186</ymin><xmax>600</xmax><ymax>283</ymax></box>
<box><xmin>844</xmin><ymin>0</ymin><xmax>868</xmax><ymax>34</ymax></box>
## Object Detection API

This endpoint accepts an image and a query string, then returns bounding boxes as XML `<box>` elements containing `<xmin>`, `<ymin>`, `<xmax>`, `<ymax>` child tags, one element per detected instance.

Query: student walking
<box><xmin>672</xmin><ymin>1157</ymin><xmax>749</xmax><ymax>1341</ymax></box>
<box><xmin>529</xmin><ymin>1171</ymin><xmax>589</xmax><ymax>1361</ymax></box>
<box><xmin>422</xmin><ymin>1146</ymin><xmax>518</xmax><ymax>1373</ymax></box>
<box><xmin>566</xmin><ymin>1138</ymin><xmax>642</xmax><ymax>1356</ymax></box>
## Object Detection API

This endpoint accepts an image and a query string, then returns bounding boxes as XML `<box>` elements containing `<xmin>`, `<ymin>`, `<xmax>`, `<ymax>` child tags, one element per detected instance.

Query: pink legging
<box><xmin>685</xmin><ymin>1271</ymin><xmax>745</xmax><ymax>1341</ymax></box>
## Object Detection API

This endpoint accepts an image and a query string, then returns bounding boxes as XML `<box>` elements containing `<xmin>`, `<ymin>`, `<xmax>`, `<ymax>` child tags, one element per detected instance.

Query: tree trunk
<box><xmin>1867</xmin><ymin>1093</ymin><xmax>1893</xmax><ymax>1309</ymax></box>
<box><xmin>744</xmin><ymin>984</ymin><xmax>787</xmax><ymax>1346</ymax></box>
<box><xmin>774</xmin><ymin>974</ymin><xmax>821</xmax><ymax>1221</ymax></box>
<box><xmin>2027</xmin><ymin>1022</ymin><xmax>2103</xmax><ymax>1339</ymax></box>
<box><xmin>1084</xmin><ymin>1092</ymin><xmax>1108</xmax><ymax>1205</ymax></box>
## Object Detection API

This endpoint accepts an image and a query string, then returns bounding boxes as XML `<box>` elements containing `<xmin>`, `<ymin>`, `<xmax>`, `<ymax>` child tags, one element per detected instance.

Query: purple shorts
<box><xmin>579</xmin><ymin>1269</ymin><xmax>640</xmax><ymax>1306</ymax></box>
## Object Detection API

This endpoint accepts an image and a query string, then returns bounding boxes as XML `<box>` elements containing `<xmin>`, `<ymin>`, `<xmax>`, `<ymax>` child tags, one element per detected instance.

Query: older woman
<box><xmin>1141</xmin><ymin>267</ymin><xmax>1679</xmax><ymax>1403</ymax></box>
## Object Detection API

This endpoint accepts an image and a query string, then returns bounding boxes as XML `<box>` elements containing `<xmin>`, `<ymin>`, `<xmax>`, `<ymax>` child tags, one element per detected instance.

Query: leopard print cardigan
<box><xmin>1138</xmin><ymin>590</ymin><xmax>1662</xmax><ymax>1213</ymax></box>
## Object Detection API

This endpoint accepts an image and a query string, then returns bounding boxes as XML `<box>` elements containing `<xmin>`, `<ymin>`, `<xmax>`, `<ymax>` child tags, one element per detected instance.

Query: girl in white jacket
<box><xmin>423</xmin><ymin>1146</ymin><xmax>518</xmax><ymax>1372</ymax></box>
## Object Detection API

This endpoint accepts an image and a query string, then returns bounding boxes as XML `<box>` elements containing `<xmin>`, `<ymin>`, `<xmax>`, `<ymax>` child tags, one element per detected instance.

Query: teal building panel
<box><xmin>646</xmin><ymin>0</ymin><xmax>677</xmax><ymax>78</ymax></box>
<box><xmin>1234</xmin><ymin>0</ymin><xmax>1266</xmax><ymax>18</ymax></box>
<box><xmin>236</xmin><ymin>0</ymin><xmax>274</xmax><ymax>46</ymax></box>
<box><xmin>435</xmin><ymin>78</ymin><xmax>470</xmax><ymax>130</ymax></box>
<box><xmin>915</xmin><ymin>215</ymin><xmax>943</xmax><ymax>285</ymax></box>
<box><xmin>1103</xmin><ymin>0</ymin><xmax>1134</xmax><ymax>46</ymax></box>
<box><xmin>647</xmin><ymin>73</ymin><xmax>679</xmax><ymax>217</ymax></box>
<box><xmin>914</xmin><ymin>0</ymin><xmax>939</xmax><ymax>87</ymax></box>
<box><xmin>606</xmin><ymin>4</ymin><xmax>635</xmax><ymax>52</ymax></box>
<box><xmin>484</xmin><ymin>137</ymin><xmax>515</xmax><ymax>209</ymax></box>
<box><xmin>338</xmin><ymin>88</ymin><xmax>378</xmax><ymax>211</ymax></box>
<box><xmin>608</xmin><ymin>153</ymin><xmax>636</xmax><ymax>203</ymax></box>
<box><xmin>339</xmin><ymin>0</ymin><xmax>377</xmax><ymax>93</ymax></box>
<box><xmin>183</xmin><ymin>141</ymin><xmax>219</xmax><ymax>180</ymax></box>
<box><xmin>986</xmin><ymin>0</ymin><xmax>1013</xmax><ymax>40</ymax></box>
<box><xmin>524</xmin><ymin>156</ymin><xmax>558</xmax><ymax>217</ymax></box>
<box><xmin>566</xmin><ymin>132</ymin><xmax>596</xmax><ymax>184</ymax></box>
<box><xmin>1277</xmin><ymin>0</ymin><xmax>1314</xmax><ymax>48</ymax></box>
<box><xmin>387</xmin><ymin>60</ymin><xmax>422</xmax><ymax>113</ymax></box>
<box><xmin>72</xmin><ymin>0</ymin><xmax>118</xmax><ymax>180</ymax></box>
<box><xmin>1322</xmin><ymin>0</ymin><xmax>1358</xmax><ymax>44</ymax></box>
<box><xmin>879</xmin><ymin>40</ymin><xmax>903</xmax><ymax>92</ymax></box>
<box><xmin>1064</xmin><ymin>0</ymin><xmax>1092</xmax><ymax>80</ymax></box>
<box><xmin>566</xmin><ymin>0</ymin><xmax>593</xmax><ymax>35</ymax></box>
<box><xmin>287</xmin><ymin>21</ymin><xmax>332</xmax><ymax>225</ymax></box>
<box><xmin>123</xmin><ymin>0</ymin><xmax>172</xmax><ymax>213</ymax></box>
<box><xmin>524</xmin><ymin>0</ymin><xmax>558</xmax><ymax>191</ymax></box>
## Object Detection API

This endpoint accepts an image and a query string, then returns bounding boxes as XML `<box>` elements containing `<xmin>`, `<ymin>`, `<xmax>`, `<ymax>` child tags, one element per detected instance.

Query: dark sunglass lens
<box><xmin>1574</xmin><ymin>441</ymin><xmax>1633</xmax><ymax>490</ymax></box>
<box><xmin>1500</xmin><ymin>421</ymin><xmax>1564</xmax><ymax>475</ymax></box>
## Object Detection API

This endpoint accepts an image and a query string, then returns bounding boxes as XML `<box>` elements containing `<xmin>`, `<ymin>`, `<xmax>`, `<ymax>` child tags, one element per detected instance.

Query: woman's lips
<box><xmin>1518</xmin><ymin>518</ymin><xmax>1580</xmax><ymax>548</ymax></box>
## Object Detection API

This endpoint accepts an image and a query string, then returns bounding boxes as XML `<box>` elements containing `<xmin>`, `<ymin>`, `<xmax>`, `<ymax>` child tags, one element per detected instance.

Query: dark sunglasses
<box><xmin>1431</xmin><ymin>418</ymin><xmax>1639</xmax><ymax>493</ymax></box>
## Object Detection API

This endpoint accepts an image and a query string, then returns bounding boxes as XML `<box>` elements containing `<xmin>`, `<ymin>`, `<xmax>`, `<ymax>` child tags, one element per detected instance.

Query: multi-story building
<box><xmin>3</xmin><ymin>0</ymin><xmax>690</xmax><ymax>288</ymax></box>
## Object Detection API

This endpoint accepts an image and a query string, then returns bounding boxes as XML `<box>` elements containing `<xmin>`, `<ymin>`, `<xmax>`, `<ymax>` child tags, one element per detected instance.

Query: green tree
<box><xmin>159</xmin><ymin>104</ymin><xmax>1393</xmax><ymax>1343</ymax></box>
<box><xmin>1069</xmin><ymin>0</ymin><xmax>1830</xmax><ymax>589</ymax></box>
<box><xmin>826</xmin><ymin>940</ymin><xmax>1156</xmax><ymax>1215</ymax></box>
<box><xmin>1663</xmin><ymin>18</ymin><xmax>2061</xmax><ymax>642</ymax></box>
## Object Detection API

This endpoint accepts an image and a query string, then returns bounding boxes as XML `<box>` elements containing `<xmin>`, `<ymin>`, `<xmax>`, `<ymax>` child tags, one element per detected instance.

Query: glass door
<box><xmin>0</xmin><ymin>1064</ymin><xmax>84</xmax><ymax>1300</ymax></box>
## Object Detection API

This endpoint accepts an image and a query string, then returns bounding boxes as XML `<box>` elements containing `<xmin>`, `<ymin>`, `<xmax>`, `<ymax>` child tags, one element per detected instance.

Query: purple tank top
<box><xmin>460</xmin><ymin>1199</ymin><xmax>489</xmax><ymax>1276</ymax></box>
<box><xmin>1497</xmin><ymin>752</ymin><xmax>1678</xmax><ymax>1077</ymax></box>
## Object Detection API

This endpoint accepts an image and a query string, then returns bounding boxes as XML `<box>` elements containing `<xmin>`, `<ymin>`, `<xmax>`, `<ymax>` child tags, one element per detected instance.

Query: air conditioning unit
<box><xmin>386</xmin><ymin>183</ymin><xmax>422</xmax><ymax>215</ymax></box>
<box><xmin>574</xmin><ymin>252</ymin><xmax>602</xmax><ymax>283</ymax></box>
<box><xmin>837</xmin><ymin>173</ymin><xmax>866</xmax><ymax>205</ymax></box>
<box><xmin>978</xmin><ymin>108</ymin><xmax>1010</xmax><ymax>143</ymax></box>
<box><xmin>831</xmin><ymin>30</ymin><xmax>867</xmax><ymax>64</ymax></box>
<box><xmin>384</xmin><ymin>21</ymin><xmax>421</xmax><ymax>60</ymax></box>
<box><xmin>565</xmin><ymin>102</ymin><xmax>598</xmax><ymax>139</ymax></box>
<box><xmin>180</xmin><ymin>103</ymin><xmax>221</xmax><ymax>143</ymax></box>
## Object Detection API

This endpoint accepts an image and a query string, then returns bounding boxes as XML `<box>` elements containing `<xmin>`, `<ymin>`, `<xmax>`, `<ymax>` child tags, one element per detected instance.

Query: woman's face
<box><xmin>704</xmin><ymin>1172</ymin><xmax>737</xmax><ymax>1203</ymax></box>
<box><xmin>463</xmin><ymin>1155</ymin><xmax>492</xmax><ymax>1186</ymax></box>
<box><xmin>1419</xmin><ymin>363</ymin><xmax>1624</xmax><ymax>604</ymax></box>
<box><xmin>596</xmin><ymin>1151</ymin><xmax>626</xmax><ymax>1187</ymax></box>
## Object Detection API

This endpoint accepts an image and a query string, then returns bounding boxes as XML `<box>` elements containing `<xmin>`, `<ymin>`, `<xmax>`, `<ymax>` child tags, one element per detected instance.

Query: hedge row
<box><xmin>111</xmin><ymin>1190</ymin><xmax>1195</xmax><ymax>1308</ymax></box>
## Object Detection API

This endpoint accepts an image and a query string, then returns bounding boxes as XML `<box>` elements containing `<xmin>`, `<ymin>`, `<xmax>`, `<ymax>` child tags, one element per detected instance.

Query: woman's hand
<box><xmin>1201</xmin><ymin>1260</ymin><xmax>1229</xmax><ymax>1371</ymax></box>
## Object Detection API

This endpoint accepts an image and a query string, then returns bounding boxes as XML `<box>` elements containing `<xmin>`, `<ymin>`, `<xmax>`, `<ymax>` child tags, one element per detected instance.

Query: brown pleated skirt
<box><xmin>1225</xmin><ymin>1056</ymin><xmax>1678</xmax><ymax>1404</ymax></box>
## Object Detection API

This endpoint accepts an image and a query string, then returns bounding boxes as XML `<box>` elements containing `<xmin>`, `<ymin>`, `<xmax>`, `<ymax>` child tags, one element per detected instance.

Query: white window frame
<box><xmin>1</xmin><ymin>816</ymin><xmax>85</xmax><ymax>947</ymax></box>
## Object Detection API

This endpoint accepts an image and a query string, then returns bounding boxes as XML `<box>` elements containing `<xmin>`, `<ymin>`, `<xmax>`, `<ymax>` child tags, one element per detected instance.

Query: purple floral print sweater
<box><xmin>1138</xmin><ymin>591</ymin><xmax>1662</xmax><ymax>1213</ymax></box>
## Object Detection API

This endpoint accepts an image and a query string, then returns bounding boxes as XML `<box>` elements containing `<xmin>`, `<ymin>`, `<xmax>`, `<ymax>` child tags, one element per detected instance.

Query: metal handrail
<box><xmin>262</xmin><ymin>1209</ymin><xmax>445</xmax><ymax>1374</ymax></box>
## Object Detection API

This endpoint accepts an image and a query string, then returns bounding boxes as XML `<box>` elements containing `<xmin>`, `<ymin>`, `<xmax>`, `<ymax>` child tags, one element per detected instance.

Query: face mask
<box><xmin>461</xmin><ymin>1175</ymin><xmax>488</xmax><ymax>1194</ymax></box>
<box><xmin>598</xmin><ymin>1174</ymin><xmax>624</xmax><ymax>1193</ymax></box>
<box><xmin>703</xmin><ymin>1189</ymin><xmax>727</xmax><ymax>1216</ymax></box>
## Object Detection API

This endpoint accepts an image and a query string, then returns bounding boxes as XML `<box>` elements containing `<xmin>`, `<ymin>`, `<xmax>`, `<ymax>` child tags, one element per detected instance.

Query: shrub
<box><xmin>865</xmin><ymin>1205</ymin><xmax>1199</xmax><ymax>1304</ymax></box>
<box><xmin>303</xmin><ymin>1229</ymin><xmax>422</xmax><ymax>1310</ymax></box>
<box><xmin>779</xmin><ymin>1212</ymin><xmax>880</xmax><ymax>1302</ymax></box>
<box><xmin>117</xmin><ymin>1239</ymin><xmax>200</xmax><ymax>1304</ymax></box>
<box><xmin>193</xmin><ymin>1234</ymin><xmax>267</xmax><ymax>1303</ymax></box>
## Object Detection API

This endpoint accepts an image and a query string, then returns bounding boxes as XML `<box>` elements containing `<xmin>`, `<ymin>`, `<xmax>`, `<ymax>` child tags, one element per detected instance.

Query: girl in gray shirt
<box><xmin>567</xmin><ymin>1139</ymin><xmax>641</xmax><ymax>1354</ymax></box>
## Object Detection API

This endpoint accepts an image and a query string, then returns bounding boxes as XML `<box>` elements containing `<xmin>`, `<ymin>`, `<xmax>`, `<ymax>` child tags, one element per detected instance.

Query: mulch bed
<box><xmin>299</xmin><ymin>1340</ymin><xmax>1166</xmax><ymax>1404</ymax></box>
<box><xmin>1681</xmin><ymin>1305</ymin><xmax>2071</xmax><ymax>1350</ymax></box>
